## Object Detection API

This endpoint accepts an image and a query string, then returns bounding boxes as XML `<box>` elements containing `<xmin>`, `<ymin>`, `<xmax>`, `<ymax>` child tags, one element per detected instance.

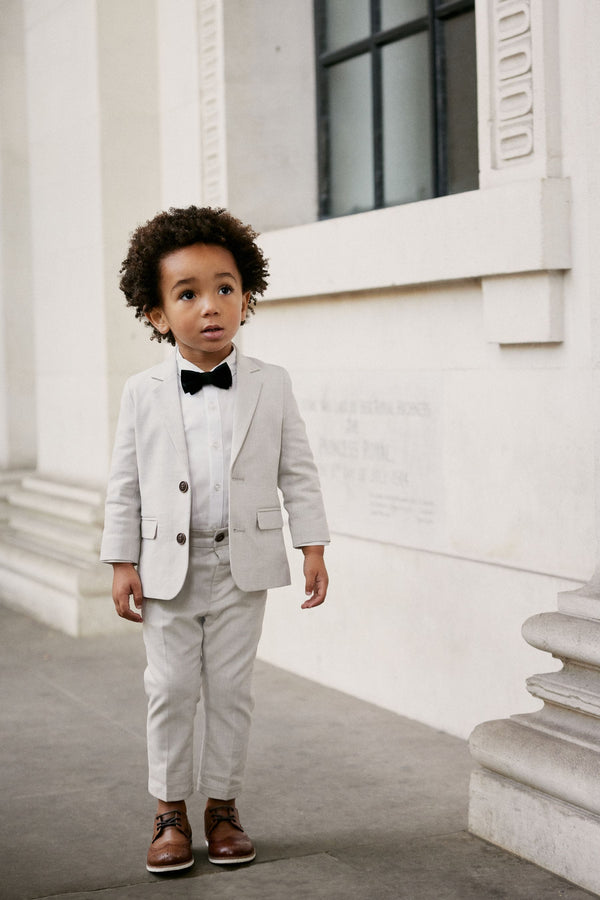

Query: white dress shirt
<box><xmin>176</xmin><ymin>346</ymin><xmax>236</xmax><ymax>531</ymax></box>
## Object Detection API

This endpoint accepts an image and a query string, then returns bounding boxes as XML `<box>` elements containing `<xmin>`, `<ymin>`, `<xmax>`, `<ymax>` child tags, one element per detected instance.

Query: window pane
<box><xmin>444</xmin><ymin>11</ymin><xmax>479</xmax><ymax>194</ymax></box>
<box><xmin>381</xmin><ymin>0</ymin><xmax>428</xmax><ymax>31</ymax></box>
<box><xmin>328</xmin><ymin>54</ymin><xmax>374</xmax><ymax>216</ymax></box>
<box><xmin>382</xmin><ymin>33</ymin><xmax>433</xmax><ymax>205</ymax></box>
<box><xmin>324</xmin><ymin>0</ymin><xmax>370</xmax><ymax>52</ymax></box>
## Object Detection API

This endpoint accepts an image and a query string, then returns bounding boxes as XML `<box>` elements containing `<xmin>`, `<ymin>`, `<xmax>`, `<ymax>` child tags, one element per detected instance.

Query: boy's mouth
<box><xmin>202</xmin><ymin>325</ymin><xmax>224</xmax><ymax>335</ymax></box>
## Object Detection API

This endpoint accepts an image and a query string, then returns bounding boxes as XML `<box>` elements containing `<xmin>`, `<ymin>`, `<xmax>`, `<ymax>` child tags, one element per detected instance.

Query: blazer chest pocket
<box><xmin>257</xmin><ymin>507</ymin><xmax>283</xmax><ymax>530</ymax></box>
<box><xmin>141</xmin><ymin>517</ymin><xmax>158</xmax><ymax>539</ymax></box>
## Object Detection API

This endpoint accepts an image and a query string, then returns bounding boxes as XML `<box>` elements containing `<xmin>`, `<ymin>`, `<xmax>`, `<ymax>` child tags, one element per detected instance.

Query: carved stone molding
<box><xmin>493</xmin><ymin>0</ymin><xmax>534</xmax><ymax>168</ymax></box>
<box><xmin>198</xmin><ymin>0</ymin><xmax>227</xmax><ymax>206</ymax></box>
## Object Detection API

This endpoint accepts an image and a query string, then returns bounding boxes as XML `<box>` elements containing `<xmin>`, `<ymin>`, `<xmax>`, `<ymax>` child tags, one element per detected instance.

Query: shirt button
<box><xmin>179</xmin><ymin>481</ymin><xmax>189</xmax><ymax>493</ymax></box>
<box><xmin>176</xmin><ymin>532</ymin><xmax>186</xmax><ymax>545</ymax></box>
<box><xmin>214</xmin><ymin>484</ymin><xmax>221</xmax><ymax>492</ymax></box>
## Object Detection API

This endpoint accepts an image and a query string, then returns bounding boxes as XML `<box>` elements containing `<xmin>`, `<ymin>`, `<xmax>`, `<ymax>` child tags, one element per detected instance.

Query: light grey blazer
<box><xmin>100</xmin><ymin>350</ymin><xmax>329</xmax><ymax>599</ymax></box>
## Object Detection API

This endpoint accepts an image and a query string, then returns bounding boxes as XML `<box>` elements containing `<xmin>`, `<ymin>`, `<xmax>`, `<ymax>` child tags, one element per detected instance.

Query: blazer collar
<box><xmin>151</xmin><ymin>352</ymin><xmax>188</xmax><ymax>468</ymax></box>
<box><xmin>231</xmin><ymin>351</ymin><xmax>264</xmax><ymax>466</ymax></box>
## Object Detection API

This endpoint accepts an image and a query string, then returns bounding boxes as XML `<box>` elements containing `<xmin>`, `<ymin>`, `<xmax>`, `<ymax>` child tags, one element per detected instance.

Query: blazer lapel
<box><xmin>232</xmin><ymin>352</ymin><xmax>263</xmax><ymax>466</ymax></box>
<box><xmin>151</xmin><ymin>353</ymin><xmax>189</xmax><ymax>470</ymax></box>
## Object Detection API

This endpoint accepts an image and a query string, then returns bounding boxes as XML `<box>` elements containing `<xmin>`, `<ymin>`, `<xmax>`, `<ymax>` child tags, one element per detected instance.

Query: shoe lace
<box><xmin>206</xmin><ymin>805</ymin><xmax>243</xmax><ymax>835</ymax></box>
<box><xmin>152</xmin><ymin>810</ymin><xmax>188</xmax><ymax>842</ymax></box>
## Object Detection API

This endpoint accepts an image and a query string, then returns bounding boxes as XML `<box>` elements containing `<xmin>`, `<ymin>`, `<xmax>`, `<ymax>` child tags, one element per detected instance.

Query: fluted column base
<box><xmin>469</xmin><ymin>581</ymin><xmax>600</xmax><ymax>894</ymax></box>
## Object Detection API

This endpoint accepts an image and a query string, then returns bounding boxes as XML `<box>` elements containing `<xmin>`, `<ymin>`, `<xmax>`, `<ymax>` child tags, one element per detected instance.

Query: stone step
<box><xmin>0</xmin><ymin>469</ymin><xmax>34</xmax><ymax>522</ymax></box>
<box><xmin>0</xmin><ymin>529</ymin><xmax>111</xmax><ymax>596</ymax></box>
<box><xmin>0</xmin><ymin>565</ymin><xmax>125</xmax><ymax>637</ymax></box>
<box><xmin>7</xmin><ymin>487</ymin><xmax>103</xmax><ymax>526</ymax></box>
<box><xmin>8</xmin><ymin>505</ymin><xmax>103</xmax><ymax>558</ymax></box>
<box><xmin>0</xmin><ymin>468</ymin><xmax>34</xmax><ymax>488</ymax></box>
<box><xmin>21</xmin><ymin>474</ymin><xmax>104</xmax><ymax>507</ymax></box>
<box><xmin>0</xmin><ymin>473</ymin><xmax>121</xmax><ymax>637</ymax></box>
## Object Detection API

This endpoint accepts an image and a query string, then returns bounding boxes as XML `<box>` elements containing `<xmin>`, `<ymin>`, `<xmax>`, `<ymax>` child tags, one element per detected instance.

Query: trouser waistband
<box><xmin>190</xmin><ymin>527</ymin><xmax>229</xmax><ymax>548</ymax></box>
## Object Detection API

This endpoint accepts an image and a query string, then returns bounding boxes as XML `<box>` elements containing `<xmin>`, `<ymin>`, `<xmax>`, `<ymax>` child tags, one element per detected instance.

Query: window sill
<box><xmin>257</xmin><ymin>178</ymin><xmax>571</xmax><ymax>301</ymax></box>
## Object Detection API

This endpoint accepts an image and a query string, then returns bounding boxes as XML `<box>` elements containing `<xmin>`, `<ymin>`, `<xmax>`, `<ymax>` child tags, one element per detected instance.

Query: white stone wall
<box><xmin>240</xmin><ymin>281</ymin><xmax>591</xmax><ymax>737</ymax></box>
<box><xmin>239</xmin><ymin>0</ymin><xmax>600</xmax><ymax>738</ymax></box>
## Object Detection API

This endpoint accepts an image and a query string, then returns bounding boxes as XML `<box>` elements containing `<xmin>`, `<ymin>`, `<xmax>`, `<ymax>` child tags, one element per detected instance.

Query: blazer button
<box><xmin>215</xmin><ymin>531</ymin><xmax>225</xmax><ymax>542</ymax></box>
<box><xmin>179</xmin><ymin>481</ymin><xmax>189</xmax><ymax>493</ymax></box>
<box><xmin>176</xmin><ymin>532</ymin><xmax>186</xmax><ymax>545</ymax></box>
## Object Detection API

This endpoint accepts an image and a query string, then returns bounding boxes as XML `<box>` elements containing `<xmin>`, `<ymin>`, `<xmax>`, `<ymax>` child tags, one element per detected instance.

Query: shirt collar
<box><xmin>176</xmin><ymin>345</ymin><xmax>237</xmax><ymax>377</ymax></box>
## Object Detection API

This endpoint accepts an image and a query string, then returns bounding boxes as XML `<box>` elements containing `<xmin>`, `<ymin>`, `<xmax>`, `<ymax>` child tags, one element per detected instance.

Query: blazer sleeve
<box><xmin>99</xmin><ymin>380</ymin><xmax>142</xmax><ymax>564</ymax></box>
<box><xmin>277</xmin><ymin>369</ymin><xmax>330</xmax><ymax>547</ymax></box>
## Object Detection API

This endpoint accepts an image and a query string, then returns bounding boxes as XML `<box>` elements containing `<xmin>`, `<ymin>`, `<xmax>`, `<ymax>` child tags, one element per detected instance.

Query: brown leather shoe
<box><xmin>146</xmin><ymin>810</ymin><xmax>194</xmax><ymax>873</ymax></box>
<box><xmin>204</xmin><ymin>805</ymin><xmax>256</xmax><ymax>865</ymax></box>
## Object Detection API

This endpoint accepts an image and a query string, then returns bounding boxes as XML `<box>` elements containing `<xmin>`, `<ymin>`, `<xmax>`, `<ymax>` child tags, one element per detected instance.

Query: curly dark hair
<box><xmin>119</xmin><ymin>206</ymin><xmax>269</xmax><ymax>344</ymax></box>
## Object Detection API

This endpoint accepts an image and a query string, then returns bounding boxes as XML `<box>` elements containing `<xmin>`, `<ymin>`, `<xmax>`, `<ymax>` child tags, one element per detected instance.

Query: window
<box><xmin>314</xmin><ymin>0</ymin><xmax>478</xmax><ymax>218</ymax></box>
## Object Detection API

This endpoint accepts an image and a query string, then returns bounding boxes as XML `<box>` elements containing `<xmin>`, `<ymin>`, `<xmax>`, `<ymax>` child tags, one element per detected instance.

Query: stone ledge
<box><xmin>259</xmin><ymin>177</ymin><xmax>571</xmax><ymax>300</ymax></box>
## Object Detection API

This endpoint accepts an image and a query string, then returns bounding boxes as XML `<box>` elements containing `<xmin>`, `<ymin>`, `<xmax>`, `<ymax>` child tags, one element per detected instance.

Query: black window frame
<box><xmin>314</xmin><ymin>0</ymin><xmax>477</xmax><ymax>218</ymax></box>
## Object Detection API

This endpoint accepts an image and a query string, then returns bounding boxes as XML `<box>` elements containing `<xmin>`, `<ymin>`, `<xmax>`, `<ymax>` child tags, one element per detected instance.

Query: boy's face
<box><xmin>147</xmin><ymin>242</ymin><xmax>250</xmax><ymax>369</ymax></box>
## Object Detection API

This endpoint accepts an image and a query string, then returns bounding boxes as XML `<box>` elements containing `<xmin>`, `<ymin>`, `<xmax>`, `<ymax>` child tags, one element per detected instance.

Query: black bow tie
<box><xmin>180</xmin><ymin>362</ymin><xmax>232</xmax><ymax>394</ymax></box>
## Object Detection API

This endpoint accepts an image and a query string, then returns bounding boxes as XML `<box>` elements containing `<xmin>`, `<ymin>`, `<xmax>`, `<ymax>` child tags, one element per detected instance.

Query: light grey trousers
<box><xmin>142</xmin><ymin>530</ymin><xmax>267</xmax><ymax>801</ymax></box>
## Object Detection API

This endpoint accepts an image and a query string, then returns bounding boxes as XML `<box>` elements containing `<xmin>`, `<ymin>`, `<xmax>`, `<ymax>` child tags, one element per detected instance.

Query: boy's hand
<box><xmin>112</xmin><ymin>562</ymin><xmax>144</xmax><ymax>623</ymax></box>
<box><xmin>301</xmin><ymin>546</ymin><xmax>328</xmax><ymax>609</ymax></box>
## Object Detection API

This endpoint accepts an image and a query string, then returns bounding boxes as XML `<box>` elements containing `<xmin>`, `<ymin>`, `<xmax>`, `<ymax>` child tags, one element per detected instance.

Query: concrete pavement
<box><xmin>0</xmin><ymin>602</ymin><xmax>594</xmax><ymax>899</ymax></box>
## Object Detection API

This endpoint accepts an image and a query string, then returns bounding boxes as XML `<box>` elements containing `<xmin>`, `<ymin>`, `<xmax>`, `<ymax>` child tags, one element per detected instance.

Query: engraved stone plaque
<box><xmin>295</xmin><ymin>371</ymin><xmax>444</xmax><ymax>549</ymax></box>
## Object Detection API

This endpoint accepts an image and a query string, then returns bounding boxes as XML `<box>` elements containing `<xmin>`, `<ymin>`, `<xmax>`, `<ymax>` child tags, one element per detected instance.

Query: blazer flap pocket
<box><xmin>257</xmin><ymin>507</ymin><xmax>284</xmax><ymax>530</ymax></box>
<box><xmin>141</xmin><ymin>517</ymin><xmax>158</xmax><ymax>539</ymax></box>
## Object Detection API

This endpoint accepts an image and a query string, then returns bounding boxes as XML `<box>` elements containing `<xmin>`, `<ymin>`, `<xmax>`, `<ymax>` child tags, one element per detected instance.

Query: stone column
<box><xmin>468</xmin><ymin>1</ymin><xmax>600</xmax><ymax>892</ymax></box>
<box><xmin>0</xmin><ymin>0</ymin><xmax>163</xmax><ymax>634</ymax></box>
<box><xmin>0</xmin><ymin>0</ymin><xmax>36</xmax><ymax>515</ymax></box>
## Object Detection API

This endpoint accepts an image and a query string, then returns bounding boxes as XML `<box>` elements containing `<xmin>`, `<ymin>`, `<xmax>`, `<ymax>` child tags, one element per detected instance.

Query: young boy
<box><xmin>100</xmin><ymin>206</ymin><xmax>329</xmax><ymax>874</ymax></box>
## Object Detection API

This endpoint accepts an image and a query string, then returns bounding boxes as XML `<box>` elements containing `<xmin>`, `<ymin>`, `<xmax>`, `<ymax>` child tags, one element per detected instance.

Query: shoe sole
<box><xmin>205</xmin><ymin>840</ymin><xmax>256</xmax><ymax>865</ymax></box>
<box><xmin>146</xmin><ymin>857</ymin><xmax>194</xmax><ymax>873</ymax></box>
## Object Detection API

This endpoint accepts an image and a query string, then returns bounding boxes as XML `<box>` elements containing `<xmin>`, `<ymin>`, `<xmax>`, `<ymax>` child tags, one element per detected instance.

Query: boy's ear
<box><xmin>241</xmin><ymin>292</ymin><xmax>251</xmax><ymax>323</ymax></box>
<box><xmin>145</xmin><ymin>307</ymin><xmax>170</xmax><ymax>335</ymax></box>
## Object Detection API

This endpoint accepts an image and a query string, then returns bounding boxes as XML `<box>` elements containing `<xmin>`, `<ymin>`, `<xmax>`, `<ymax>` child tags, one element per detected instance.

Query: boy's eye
<box><xmin>180</xmin><ymin>290</ymin><xmax>194</xmax><ymax>300</ymax></box>
<box><xmin>218</xmin><ymin>284</ymin><xmax>234</xmax><ymax>295</ymax></box>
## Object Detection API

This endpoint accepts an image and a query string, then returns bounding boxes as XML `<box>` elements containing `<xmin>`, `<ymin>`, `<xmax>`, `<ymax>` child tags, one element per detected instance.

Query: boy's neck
<box><xmin>177</xmin><ymin>342</ymin><xmax>234</xmax><ymax>372</ymax></box>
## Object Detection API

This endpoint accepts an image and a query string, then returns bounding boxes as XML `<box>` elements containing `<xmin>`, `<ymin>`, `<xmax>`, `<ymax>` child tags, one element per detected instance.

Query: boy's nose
<box><xmin>199</xmin><ymin>297</ymin><xmax>219</xmax><ymax>314</ymax></box>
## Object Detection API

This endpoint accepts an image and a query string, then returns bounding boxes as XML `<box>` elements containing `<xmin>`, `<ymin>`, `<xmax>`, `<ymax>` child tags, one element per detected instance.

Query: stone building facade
<box><xmin>1</xmin><ymin>0</ymin><xmax>600</xmax><ymax>889</ymax></box>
